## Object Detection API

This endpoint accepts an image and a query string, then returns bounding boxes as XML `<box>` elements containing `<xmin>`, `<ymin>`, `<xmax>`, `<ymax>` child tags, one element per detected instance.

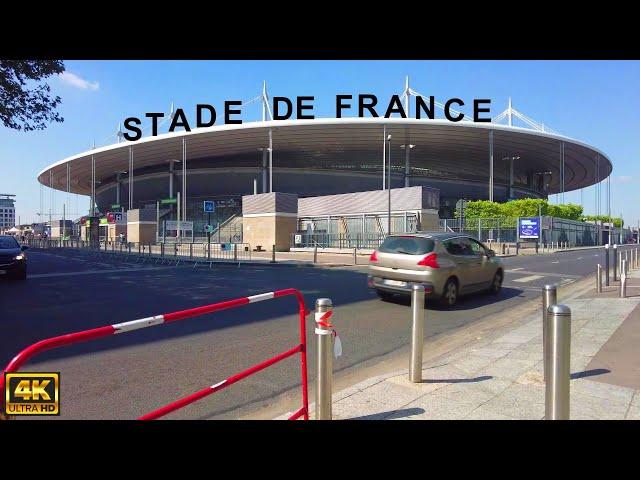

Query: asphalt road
<box><xmin>0</xmin><ymin>245</ymin><xmax>632</xmax><ymax>419</ymax></box>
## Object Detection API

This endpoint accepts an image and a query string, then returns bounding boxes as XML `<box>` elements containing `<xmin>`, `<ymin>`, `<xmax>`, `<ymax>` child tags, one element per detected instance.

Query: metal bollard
<box><xmin>613</xmin><ymin>244</ymin><xmax>618</xmax><ymax>281</ymax></box>
<box><xmin>596</xmin><ymin>264</ymin><xmax>602</xmax><ymax>293</ymax></box>
<box><xmin>313</xmin><ymin>245</ymin><xmax>318</xmax><ymax>264</ymax></box>
<box><xmin>315</xmin><ymin>298</ymin><xmax>334</xmax><ymax>420</ymax></box>
<box><xmin>409</xmin><ymin>285</ymin><xmax>425</xmax><ymax>383</ymax></box>
<box><xmin>620</xmin><ymin>260</ymin><xmax>627</xmax><ymax>298</ymax></box>
<box><xmin>604</xmin><ymin>244</ymin><xmax>610</xmax><ymax>286</ymax></box>
<box><xmin>545</xmin><ymin>304</ymin><xmax>571</xmax><ymax>420</ymax></box>
<box><xmin>353</xmin><ymin>247</ymin><xmax>357</xmax><ymax>265</ymax></box>
<box><xmin>233</xmin><ymin>243</ymin><xmax>238</xmax><ymax>262</ymax></box>
<box><xmin>542</xmin><ymin>284</ymin><xmax>557</xmax><ymax>383</ymax></box>
<box><xmin>271</xmin><ymin>244</ymin><xmax>276</xmax><ymax>263</ymax></box>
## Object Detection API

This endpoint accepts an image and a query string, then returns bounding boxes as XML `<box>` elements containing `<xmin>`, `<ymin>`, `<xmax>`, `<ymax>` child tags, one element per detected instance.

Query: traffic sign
<box><xmin>203</xmin><ymin>201</ymin><xmax>215</xmax><ymax>213</ymax></box>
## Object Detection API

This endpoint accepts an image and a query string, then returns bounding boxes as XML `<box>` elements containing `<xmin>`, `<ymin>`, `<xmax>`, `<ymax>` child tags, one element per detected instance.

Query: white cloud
<box><xmin>58</xmin><ymin>71</ymin><xmax>100</xmax><ymax>91</ymax></box>
<box><xmin>616</xmin><ymin>175</ymin><xmax>633</xmax><ymax>184</ymax></box>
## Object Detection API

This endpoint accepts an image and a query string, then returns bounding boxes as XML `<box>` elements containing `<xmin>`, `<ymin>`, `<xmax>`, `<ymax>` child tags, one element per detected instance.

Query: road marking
<box><xmin>504</xmin><ymin>270</ymin><xmax>580</xmax><ymax>279</ymax></box>
<box><xmin>28</xmin><ymin>266</ymin><xmax>173</xmax><ymax>279</ymax></box>
<box><xmin>577</xmin><ymin>257</ymin><xmax>583</xmax><ymax>260</ymax></box>
<box><xmin>508</xmin><ymin>267</ymin><xmax>524</xmax><ymax>271</ymax></box>
<box><xmin>551</xmin><ymin>261</ymin><xmax>560</xmax><ymax>264</ymax></box>
<box><xmin>513</xmin><ymin>275</ymin><xmax>545</xmax><ymax>283</ymax></box>
<box><xmin>559</xmin><ymin>278</ymin><xmax>574</xmax><ymax>286</ymax></box>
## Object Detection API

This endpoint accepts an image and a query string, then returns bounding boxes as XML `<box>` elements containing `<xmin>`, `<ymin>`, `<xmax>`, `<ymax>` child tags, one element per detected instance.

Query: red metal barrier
<box><xmin>1</xmin><ymin>288</ymin><xmax>310</xmax><ymax>420</ymax></box>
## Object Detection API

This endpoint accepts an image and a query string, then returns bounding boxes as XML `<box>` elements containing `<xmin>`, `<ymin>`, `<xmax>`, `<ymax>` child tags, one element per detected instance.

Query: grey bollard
<box><xmin>313</xmin><ymin>245</ymin><xmax>318</xmax><ymax>264</ymax></box>
<box><xmin>409</xmin><ymin>284</ymin><xmax>425</xmax><ymax>383</ymax></box>
<box><xmin>613</xmin><ymin>244</ymin><xmax>618</xmax><ymax>281</ymax></box>
<box><xmin>545</xmin><ymin>304</ymin><xmax>571</xmax><ymax>420</ymax></box>
<box><xmin>596</xmin><ymin>264</ymin><xmax>602</xmax><ymax>293</ymax></box>
<box><xmin>604</xmin><ymin>244</ymin><xmax>610</xmax><ymax>286</ymax></box>
<box><xmin>271</xmin><ymin>244</ymin><xmax>276</xmax><ymax>263</ymax></box>
<box><xmin>620</xmin><ymin>260</ymin><xmax>627</xmax><ymax>298</ymax></box>
<box><xmin>353</xmin><ymin>247</ymin><xmax>357</xmax><ymax>265</ymax></box>
<box><xmin>315</xmin><ymin>298</ymin><xmax>334</xmax><ymax>420</ymax></box>
<box><xmin>542</xmin><ymin>285</ymin><xmax>557</xmax><ymax>383</ymax></box>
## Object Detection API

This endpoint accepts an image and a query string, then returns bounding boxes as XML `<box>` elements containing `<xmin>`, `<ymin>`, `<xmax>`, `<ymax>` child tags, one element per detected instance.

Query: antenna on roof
<box><xmin>116</xmin><ymin>124</ymin><xmax>124</xmax><ymax>143</ymax></box>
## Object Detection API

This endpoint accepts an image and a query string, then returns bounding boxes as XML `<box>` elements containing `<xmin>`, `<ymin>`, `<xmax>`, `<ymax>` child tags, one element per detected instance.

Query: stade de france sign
<box><xmin>122</xmin><ymin>94</ymin><xmax>492</xmax><ymax>141</ymax></box>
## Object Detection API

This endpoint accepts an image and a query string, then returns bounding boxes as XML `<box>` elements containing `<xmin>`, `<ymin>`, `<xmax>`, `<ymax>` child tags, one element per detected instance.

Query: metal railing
<box><xmin>291</xmin><ymin>232</ymin><xmax>386</xmax><ymax>250</ymax></box>
<box><xmin>1</xmin><ymin>288</ymin><xmax>310</xmax><ymax>420</ymax></box>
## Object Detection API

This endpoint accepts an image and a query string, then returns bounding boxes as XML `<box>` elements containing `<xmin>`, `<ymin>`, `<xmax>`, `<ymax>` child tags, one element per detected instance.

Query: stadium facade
<box><xmin>37</xmin><ymin>91</ymin><xmax>613</xmax><ymax>248</ymax></box>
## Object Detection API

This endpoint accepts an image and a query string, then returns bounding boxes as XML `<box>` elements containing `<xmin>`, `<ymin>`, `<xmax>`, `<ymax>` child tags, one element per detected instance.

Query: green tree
<box><xmin>0</xmin><ymin>60</ymin><xmax>65</xmax><ymax>131</ymax></box>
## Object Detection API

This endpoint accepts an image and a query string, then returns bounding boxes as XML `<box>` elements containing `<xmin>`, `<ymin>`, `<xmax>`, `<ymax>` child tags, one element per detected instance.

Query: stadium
<box><xmin>36</xmin><ymin>86</ymin><xmax>613</xmax><ymax>249</ymax></box>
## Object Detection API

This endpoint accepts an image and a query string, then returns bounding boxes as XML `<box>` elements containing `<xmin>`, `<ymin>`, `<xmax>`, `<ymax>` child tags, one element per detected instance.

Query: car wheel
<box><xmin>489</xmin><ymin>270</ymin><xmax>503</xmax><ymax>295</ymax></box>
<box><xmin>441</xmin><ymin>278</ymin><xmax>458</xmax><ymax>307</ymax></box>
<box><xmin>376</xmin><ymin>289</ymin><xmax>394</xmax><ymax>301</ymax></box>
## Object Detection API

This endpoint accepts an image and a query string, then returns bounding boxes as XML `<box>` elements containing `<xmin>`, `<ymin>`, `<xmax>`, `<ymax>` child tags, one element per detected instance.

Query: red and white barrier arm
<box><xmin>1</xmin><ymin>289</ymin><xmax>308</xmax><ymax>399</ymax></box>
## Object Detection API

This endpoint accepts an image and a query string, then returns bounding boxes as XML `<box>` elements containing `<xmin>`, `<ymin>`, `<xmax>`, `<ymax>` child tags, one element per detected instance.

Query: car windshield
<box><xmin>0</xmin><ymin>236</ymin><xmax>19</xmax><ymax>249</ymax></box>
<box><xmin>378</xmin><ymin>236</ymin><xmax>435</xmax><ymax>255</ymax></box>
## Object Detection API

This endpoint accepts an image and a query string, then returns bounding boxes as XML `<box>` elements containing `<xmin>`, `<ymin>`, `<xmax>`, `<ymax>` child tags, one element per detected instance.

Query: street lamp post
<box><xmin>387</xmin><ymin>133</ymin><xmax>392</xmax><ymax>235</ymax></box>
<box><xmin>400</xmin><ymin>144</ymin><xmax>415</xmax><ymax>188</ymax></box>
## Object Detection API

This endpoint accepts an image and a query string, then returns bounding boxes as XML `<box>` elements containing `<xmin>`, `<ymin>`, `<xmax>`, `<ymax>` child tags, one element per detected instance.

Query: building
<box><xmin>0</xmin><ymin>194</ymin><xmax>16</xmax><ymax>231</ymax></box>
<box><xmin>36</xmin><ymin>86</ymin><xmax>613</xmax><ymax>249</ymax></box>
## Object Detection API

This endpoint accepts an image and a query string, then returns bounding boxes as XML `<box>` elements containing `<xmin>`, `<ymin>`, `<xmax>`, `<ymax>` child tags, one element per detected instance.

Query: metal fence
<box><xmin>438</xmin><ymin>216</ymin><xmax>632</xmax><ymax>247</ymax></box>
<box><xmin>21</xmin><ymin>238</ymin><xmax>253</xmax><ymax>263</ymax></box>
<box><xmin>291</xmin><ymin>232</ymin><xmax>386</xmax><ymax>249</ymax></box>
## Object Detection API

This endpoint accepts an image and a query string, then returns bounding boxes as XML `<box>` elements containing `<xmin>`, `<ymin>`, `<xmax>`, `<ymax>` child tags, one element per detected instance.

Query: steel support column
<box><xmin>489</xmin><ymin>130</ymin><xmax>494</xmax><ymax>202</ymax></box>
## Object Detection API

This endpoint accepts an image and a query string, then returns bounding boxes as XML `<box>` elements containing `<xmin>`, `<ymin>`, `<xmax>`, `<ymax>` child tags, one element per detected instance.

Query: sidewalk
<box><xmin>278</xmin><ymin>269</ymin><xmax>640</xmax><ymax>420</ymax></box>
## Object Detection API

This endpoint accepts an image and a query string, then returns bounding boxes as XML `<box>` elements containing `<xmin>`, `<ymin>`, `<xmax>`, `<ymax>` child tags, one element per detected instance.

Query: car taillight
<box><xmin>417</xmin><ymin>252</ymin><xmax>439</xmax><ymax>268</ymax></box>
<box><xmin>369</xmin><ymin>250</ymin><xmax>378</xmax><ymax>263</ymax></box>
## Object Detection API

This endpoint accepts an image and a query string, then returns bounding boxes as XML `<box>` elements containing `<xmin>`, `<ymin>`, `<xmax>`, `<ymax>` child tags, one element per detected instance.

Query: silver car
<box><xmin>367</xmin><ymin>232</ymin><xmax>504</xmax><ymax>307</ymax></box>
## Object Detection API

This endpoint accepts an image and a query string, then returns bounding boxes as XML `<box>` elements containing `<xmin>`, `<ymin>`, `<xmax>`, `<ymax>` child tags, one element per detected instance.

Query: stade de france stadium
<box><xmin>37</xmin><ymin>114</ymin><xmax>613</xmax><ymax>250</ymax></box>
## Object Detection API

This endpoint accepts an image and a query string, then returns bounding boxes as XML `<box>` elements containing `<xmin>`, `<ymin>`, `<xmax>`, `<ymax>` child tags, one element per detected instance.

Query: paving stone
<box><xmin>361</xmin><ymin>380</ymin><xmax>424</xmax><ymax>409</ymax></box>
<box><xmin>570</xmin><ymin>379</ymin><xmax>635</xmax><ymax>404</ymax></box>
<box><xmin>570</xmin><ymin>391</ymin><xmax>629</xmax><ymax>420</ymax></box>
<box><xmin>400</xmin><ymin>394</ymin><xmax>479</xmax><ymax>420</ymax></box>
<box><xmin>476</xmin><ymin>383</ymin><xmax>545</xmax><ymax>419</ymax></box>
<box><xmin>482</xmin><ymin>357</ymin><xmax>540</xmax><ymax>381</ymax></box>
<box><xmin>333</xmin><ymin>392</ymin><xmax>390</xmax><ymax>420</ymax></box>
<box><xmin>625</xmin><ymin>399</ymin><xmax>640</xmax><ymax>420</ymax></box>
<box><xmin>464</xmin><ymin>406</ymin><xmax>517</xmax><ymax>420</ymax></box>
<box><xmin>450</xmin><ymin>354</ymin><xmax>497</xmax><ymax>375</ymax></box>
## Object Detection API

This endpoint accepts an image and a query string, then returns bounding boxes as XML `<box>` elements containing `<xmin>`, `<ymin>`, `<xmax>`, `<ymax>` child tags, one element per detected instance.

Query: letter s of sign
<box><xmin>123</xmin><ymin>117</ymin><xmax>142</xmax><ymax>141</ymax></box>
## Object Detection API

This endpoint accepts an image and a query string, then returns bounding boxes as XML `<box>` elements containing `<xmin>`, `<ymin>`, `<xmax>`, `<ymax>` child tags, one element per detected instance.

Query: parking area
<box><xmin>0</xmin><ymin>247</ymin><xmax>605</xmax><ymax>419</ymax></box>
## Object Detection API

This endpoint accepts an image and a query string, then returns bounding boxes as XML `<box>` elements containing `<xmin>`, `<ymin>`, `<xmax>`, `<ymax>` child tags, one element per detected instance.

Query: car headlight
<box><xmin>14</xmin><ymin>254</ymin><xmax>24</xmax><ymax>260</ymax></box>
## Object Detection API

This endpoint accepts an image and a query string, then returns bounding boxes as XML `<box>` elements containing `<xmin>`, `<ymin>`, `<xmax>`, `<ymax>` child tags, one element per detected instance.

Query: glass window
<box><xmin>379</xmin><ymin>236</ymin><xmax>435</xmax><ymax>255</ymax></box>
<box><xmin>467</xmin><ymin>238</ymin><xmax>488</xmax><ymax>256</ymax></box>
<box><xmin>444</xmin><ymin>238</ymin><xmax>468</xmax><ymax>256</ymax></box>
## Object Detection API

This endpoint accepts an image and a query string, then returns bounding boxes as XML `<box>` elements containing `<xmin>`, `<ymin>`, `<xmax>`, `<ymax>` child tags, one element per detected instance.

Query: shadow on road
<box><xmin>570</xmin><ymin>368</ymin><xmax>611</xmax><ymax>380</ymax></box>
<box><xmin>351</xmin><ymin>407</ymin><xmax>426</xmax><ymax>420</ymax></box>
<box><xmin>378</xmin><ymin>287</ymin><xmax>525</xmax><ymax>311</ymax></box>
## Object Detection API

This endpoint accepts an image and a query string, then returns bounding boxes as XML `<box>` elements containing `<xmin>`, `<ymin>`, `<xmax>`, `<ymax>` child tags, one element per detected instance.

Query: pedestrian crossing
<box><xmin>505</xmin><ymin>269</ymin><xmax>577</xmax><ymax>288</ymax></box>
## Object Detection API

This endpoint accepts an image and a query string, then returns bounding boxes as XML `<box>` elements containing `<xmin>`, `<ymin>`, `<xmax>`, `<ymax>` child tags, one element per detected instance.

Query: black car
<box><xmin>0</xmin><ymin>235</ymin><xmax>28</xmax><ymax>280</ymax></box>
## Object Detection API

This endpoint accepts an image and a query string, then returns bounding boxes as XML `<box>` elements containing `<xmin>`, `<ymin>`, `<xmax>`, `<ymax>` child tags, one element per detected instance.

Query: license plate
<box><xmin>384</xmin><ymin>279</ymin><xmax>407</xmax><ymax>287</ymax></box>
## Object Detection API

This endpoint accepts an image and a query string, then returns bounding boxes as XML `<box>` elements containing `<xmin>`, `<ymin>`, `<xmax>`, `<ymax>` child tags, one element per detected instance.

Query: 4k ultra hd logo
<box><xmin>4</xmin><ymin>373</ymin><xmax>59</xmax><ymax>416</ymax></box>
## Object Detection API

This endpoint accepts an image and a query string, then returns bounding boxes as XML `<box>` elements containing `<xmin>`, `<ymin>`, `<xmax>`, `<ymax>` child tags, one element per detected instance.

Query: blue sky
<box><xmin>1</xmin><ymin>60</ymin><xmax>639</xmax><ymax>226</ymax></box>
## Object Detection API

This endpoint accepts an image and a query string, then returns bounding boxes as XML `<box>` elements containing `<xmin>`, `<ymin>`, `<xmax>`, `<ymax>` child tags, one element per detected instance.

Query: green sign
<box><xmin>111</xmin><ymin>204</ymin><xmax>121</xmax><ymax>209</ymax></box>
<box><xmin>160</xmin><ymin>198</ymin><xmax>177</xmax><ymax>205</ymax></box>
<box><xmin>99</xmin><ymin>218</ymin><xmax>108</xmax><ymax>225</ymax></box>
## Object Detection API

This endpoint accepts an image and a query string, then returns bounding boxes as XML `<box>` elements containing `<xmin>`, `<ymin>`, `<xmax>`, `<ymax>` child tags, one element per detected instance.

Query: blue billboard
<box><xmin>519</xmin><ymin>217</ymin><xmax>540</xmax><ymax>239</ymax></box>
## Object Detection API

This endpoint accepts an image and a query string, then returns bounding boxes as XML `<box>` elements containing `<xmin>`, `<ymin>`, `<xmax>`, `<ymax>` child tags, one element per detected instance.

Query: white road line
<box><xmin>28</xmin><ymin>266</ymin><xmax>172</xmax><ymax>279</ymax></box>
<box><xmin>512</xmin><ymin>275</ymin><xmax>545</xmax><ymax>283</ymax></box>
<box><xmin>551</xmin><ymin>261</ymin><xmax>560</xmax><ymax>264</ymax></box>
<box><xmin>577</xmin><ymin>257</ymin><xmax>583</xmax><ymax>260</ymax></box>
<box><xmin>508</xmin><ymin>267</ymin><xmax>524</xmax><ymax>271</ymax></box>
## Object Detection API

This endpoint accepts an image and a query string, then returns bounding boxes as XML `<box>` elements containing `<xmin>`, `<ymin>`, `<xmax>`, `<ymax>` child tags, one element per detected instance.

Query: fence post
<box><xmin>596</xmin><ymin>264</ymin><xmax>602</xmax><ymax>293</ymax></box>
<box><xmin>545</xmin><ymin>304</ymin><xmax>571</xmax><ymax>420</ymax></box>
<box><xmin>605</xmin><ymin>244</ymin><xmax>610</xmax><ymax>286</ymax></box>
<box><xmin>542</xmin><ymin>284</ymin><xmax>557</xmax><ymax>383</ymax></box>
<box><xmin>409</xmin><ymin>284</ymin><xmax>425</xmax><ymax>383</ymax></box>
<box><xmin>620</xmin><ymin>260</ymin><xmax>627</xmax><ymax>298</ymax></box>
<box><xmin>315</xmin><ymin>298</ymin><xmax>334</xmax><ymax>420</ymax></box>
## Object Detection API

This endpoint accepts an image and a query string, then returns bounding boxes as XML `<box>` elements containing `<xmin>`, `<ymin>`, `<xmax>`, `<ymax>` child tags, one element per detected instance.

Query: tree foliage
<box><xmin>459</xmin><ymin>199</ymin><xmax>624</xmax><ymax>226</ymax></box>
<box><xmin>0</xmin><ymin>60</ymin><xmax>65</xmax><ymax>131</ymax></box>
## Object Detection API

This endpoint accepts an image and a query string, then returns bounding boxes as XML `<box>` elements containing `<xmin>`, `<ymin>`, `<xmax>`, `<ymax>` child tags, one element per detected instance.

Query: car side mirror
<box><xmin>486</xmin><ymin>249</ymin><xmax>495</xmax><ymax>257</ymax></box>
<box><xmin>21</xmin><ymin>245</ymin><xmax>29</xmax><ymax>251</ymax></box>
